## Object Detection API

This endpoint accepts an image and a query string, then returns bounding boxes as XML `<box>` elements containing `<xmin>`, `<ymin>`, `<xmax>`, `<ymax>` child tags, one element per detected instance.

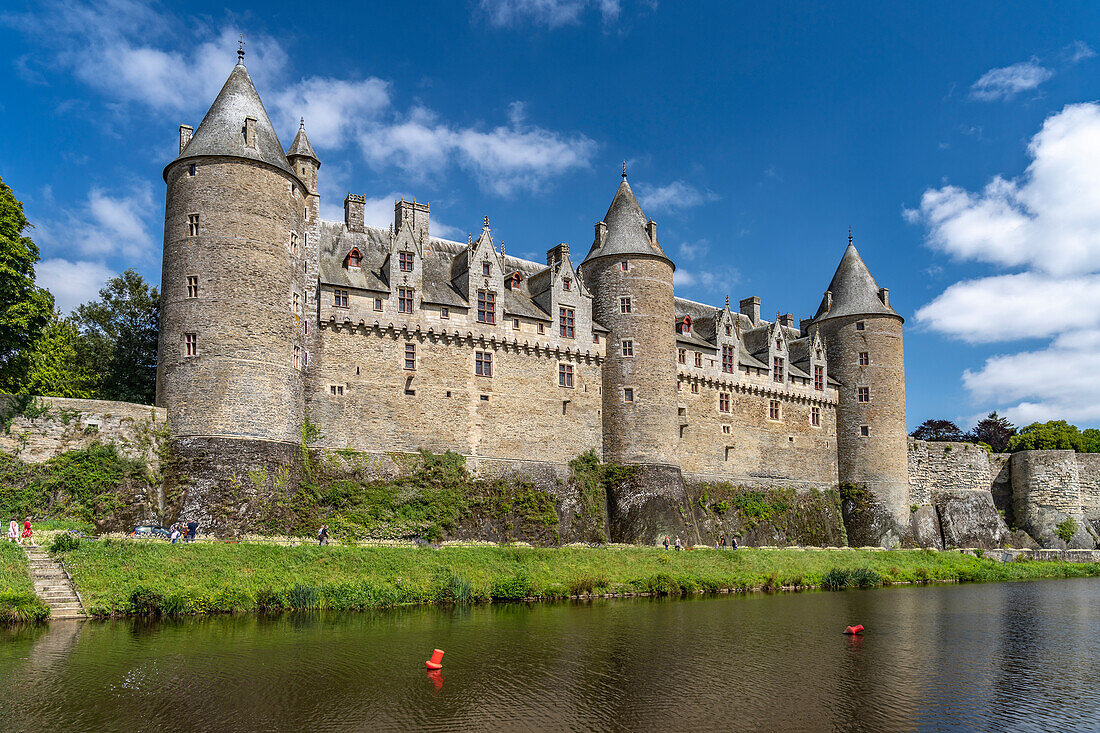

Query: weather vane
<box><xmin>238</xmin><ymin>35</ymin><xmax>245</xmax><ymax>64</ymax></box>
<box><xmin>622</xmin><ymin>161</ymin><xmax>627</xmax><ymax>179</ymax></box>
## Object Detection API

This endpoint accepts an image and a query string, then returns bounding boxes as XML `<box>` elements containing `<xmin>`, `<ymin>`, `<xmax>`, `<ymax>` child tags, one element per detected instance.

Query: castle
<box><xmin>155</xmin><ymin>55</ymin><xmax>914</xmax><ymax>544</ymax></box>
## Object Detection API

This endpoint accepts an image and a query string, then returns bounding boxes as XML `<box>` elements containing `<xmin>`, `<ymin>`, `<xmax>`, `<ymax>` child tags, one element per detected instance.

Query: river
<box><xmin>2</xmin><ymin>577</ymin><xmax>1098</xmax><ymax>732</ymax></box>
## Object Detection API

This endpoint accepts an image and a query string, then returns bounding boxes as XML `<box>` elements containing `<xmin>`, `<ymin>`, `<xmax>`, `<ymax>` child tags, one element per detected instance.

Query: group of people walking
<box><xmin>169</xmin><ymin>520</ymin><xmax>199</xmax><ymax>543</ymax></box>
<box><xmin>6</xmin><ymin>518</ymin><xmax>34</xmax><ymax>546</ymax></box>
<box><xmin>662</xmin><ymin>534</ymin><xmax>739</xmax><ymax>550</ymax></box>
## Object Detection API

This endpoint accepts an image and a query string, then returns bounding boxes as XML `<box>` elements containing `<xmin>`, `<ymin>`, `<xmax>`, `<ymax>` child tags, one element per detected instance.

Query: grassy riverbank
<box><xmin>17</xmin><ymin>542</ymin><xmax>1100</xmax><ymax>618</ymax></box>
<box><xmin>0</xmin><ymin>543</ymin><xmax>49</xmax><ymax>622</ymax></box>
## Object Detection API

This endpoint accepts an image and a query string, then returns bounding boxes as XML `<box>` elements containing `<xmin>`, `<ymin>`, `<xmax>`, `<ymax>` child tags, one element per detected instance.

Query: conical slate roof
<box><xmin>582</xmin><ymin>177</ymin><xmax>672</xmax><ymax>265</ymax></box>
<box><xmin>811</xmin><ymin>243</ymin><xmax>901</xmax><ymax>322</ymax></box>
<box><xmin>164</xmin><ymin>62</ymin><xmax>296</xmax><ymax>180</ymax></box>
<box><xmin>287</xmin><ymin>122</ymin><xmax>319</xmax><ymax>164</ymax></box>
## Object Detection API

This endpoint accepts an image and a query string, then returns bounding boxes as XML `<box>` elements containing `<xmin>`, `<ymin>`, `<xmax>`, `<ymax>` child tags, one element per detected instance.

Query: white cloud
<box><xmin>672</xmin><ymin>265</ymin><xmax>738</xmax><ymax>294</ymax></box>
<box><xmin>478</xmin><ymin>0</ymin><xmax>621</xmax><ymax>28</ymax></box>
<box><xmin>37</xmin><ymin>259</ymin><xmax>115</xmax><ymax>314</ymax></box>
<box><xmin>970</xmin><ymin>61</ymin><xmax>1052</xmax><ymax>101</ymax></box>
<box><xmin>271</xmin><ymin>76</ymin><xmax>390</xmax><ymax>149</ymax></box>
<box><xmin>35</xmin><ymin>184</ymin><xmax>157</xmax><ymax>264</ymax></box>
<box><xmin>911</xmin><ymin>102</ymin><xmax>1100</xmax><ymax>423</ymax></box>
<box><xmin>1064</xmin><ymin>40</ymin><xmax>1096</xmax><ymax>64</ymax></box>
<box><xmin>677</xmin><ymin>238</ymin><xmax>709</xmax><ymax>263</ymax></box>
<box><xmin>636</xmin><ymin>181</ymin><xmax>719</xmax><ymax>213</ymax></box>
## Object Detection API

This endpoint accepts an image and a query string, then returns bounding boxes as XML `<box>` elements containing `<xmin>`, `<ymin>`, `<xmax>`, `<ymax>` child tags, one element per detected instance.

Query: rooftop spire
<box><xmin>622</xmin><ymin>161</ymin><xmax>627</xmax><ymax>180</ymax></box>
<box><xmin>299</xmin><ymin>117</ymin><xmax>305</xmax><ymax>130</ymax></box>
<box><xmin>237</xmin><ymin>34</ymin><xmax>245</xmax><ymax>65</ymax></box>
<box><xmin>810</xmin><ymin>239</ymin><xmax>901</xmax><ymax>323</ymax></box>
<box><xmin>581</xmin><ymin>172</ymin><xmax>672</xmax><ymax>266</ymax></box>
<box><xmin>848</xmin><ymin>226</ymin><xmax>853</xmax><ymax>246</ymax></box>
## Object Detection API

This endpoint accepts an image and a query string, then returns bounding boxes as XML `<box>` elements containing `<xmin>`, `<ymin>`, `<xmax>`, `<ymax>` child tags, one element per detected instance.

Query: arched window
<box><xmin>681</xmin><ymin>315</ymin><xmax>692</xmax><ymax>334</ymax></box>
<box><xmin>346</xmin><ymin>247</ymin><xmax>362</xmax><ymax>269</ymax></box>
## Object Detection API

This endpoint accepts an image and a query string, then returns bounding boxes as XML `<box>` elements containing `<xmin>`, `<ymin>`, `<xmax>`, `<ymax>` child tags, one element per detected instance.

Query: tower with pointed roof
<box><xmin>809</xmin><ymin>236</ymin><xmax>908</xmax><ymax>542</ymax></box>
<box><xmin>157</xmin><ymin>51</ymin><xmax>308</xmax><ymax>449</ymax></box>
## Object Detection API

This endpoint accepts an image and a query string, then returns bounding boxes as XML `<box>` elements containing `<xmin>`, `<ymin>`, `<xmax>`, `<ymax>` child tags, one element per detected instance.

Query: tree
<box><xmin>1007</xmin><ymin>420</ymin><xmax>1100</xmax><ymax>453</ymax></box>
<box><xmin>0</xmin><ymin>313</ymin><xmax>95</xmax><ymax>398</ymax></box>
<box><xmin>910</xmin><ymin>419</ymin><xmax>965</xmax><ymax>442</ymax></box>
<box><xmin>73</xmin><ymin>269</ymin><xmax>159</xmax><ymax>404</ymax></box>
<box><xmin>968</xmin><ymin>411</ymin><xmax>1016</xmax><ymax>452</ymax></box>
<box><xmin>0</xmin><ymin>175</ymin><xmax>53</xmax><ymax>371</ymax></box>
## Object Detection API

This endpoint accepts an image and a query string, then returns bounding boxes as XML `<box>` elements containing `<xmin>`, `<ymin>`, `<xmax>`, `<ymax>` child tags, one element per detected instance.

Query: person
<box><xmin>170</xmin><ymin>526</ymin><xmax>181</xmax><ymax>544</ymax></box>
<box><xmin>21</xmin><ymin>517</ymin><xmax>34</xmax><ymax>547</ymax></box>
<box><xmin>7</xmin><ymin>519</ymin><xmax>16</xmax><ymax>543</ymax></box>
<box><xmin>720</xmin><ymin>536</ymin><xmax>727</xmax><ymax>548</ymax></box>
<box><xmin>662</xmin><ymin>536</ymin><xmax>669</xmax><ymax>550</ymax></box>
<box><xmin>186</xmin><ymin>519</ymin><xmax>198</xmax><ymax>542</ymax></box>
<box><xmin>318</xmin><ymin>524</ymin><xmax>329</xmax><ymax>546</ymax></box>
<box><xmin>731</xmin><ymin>536</ymin><xmax>739</xmax><ymax>550</ymax></box>
<box><xmin>674</xmin><ymin>536</ymin><xmax>682</xmax><ymax>551</ymax></box>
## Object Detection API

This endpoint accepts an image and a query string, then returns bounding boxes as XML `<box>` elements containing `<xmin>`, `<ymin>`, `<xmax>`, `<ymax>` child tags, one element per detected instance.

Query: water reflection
<box><xmin>0</xmin><ymin>579</ymin><xmax>1097</xmax><ymax>732</ymax></box>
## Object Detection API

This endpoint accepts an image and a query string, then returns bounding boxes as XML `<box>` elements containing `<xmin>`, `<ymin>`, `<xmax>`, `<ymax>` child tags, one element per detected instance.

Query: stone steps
<box><xmin>22</xmin><ymin>547</ymin><xmax>86</xmax><ymax>620</ymax></box>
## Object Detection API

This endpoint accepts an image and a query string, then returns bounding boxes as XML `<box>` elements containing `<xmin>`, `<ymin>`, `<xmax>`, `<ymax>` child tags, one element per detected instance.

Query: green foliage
<box><xmin>0</xmin><ymin>315</ymin><xmax>96</xmax><ymax>398</ymax></box>
<box><xmin>48</xmin><ymin>533</ymin><xmax>81</xmax><ymax>554</ymax></box>
<box><xmin>1055</xmin><ymin>518</ymin><xmax>1078</xmax><ymax>544</ymax></box>
<box><xmin>1008</xmin><ymin>421</ymin><xmax>1100</xmax><ymax>453</ymax></box>
<box><xmin>490</xmin><ymin>572</ymin><xmax>532</xmax><ymax>601</ymax></box>
<box><xmin>285</xmin><ymin>583</ymin><xmax>319</xmax><ymax>609</ymax></box>
<box><xmin>820</xmin><ymin>568</ymin><xmax>851</xmax><ymax>590</ymax></box>
<box><xmin>969</xmin><ymin>412</ymin><xmax>1016</xmax><ymax>453</ymax></box>
<box><xmin>72</xmin><ymin>269</ymin><xmax>159</xmax><ymax>405</ymax></box>
<box><xmin>910</xmin><ymin>419</ymin><xmax>965</xmax><ymax>442</ymax></box>
<box><xmin>0</xmin><ymin>175</ymin><xmax>53</xmax><ymax>373</ymax></box>
<box><xmin>129</xmin><ymin>586</ymin><xmax>165</xmax><ymax>615</ymax></box>
<box><xmin>0</xmin><ymin>591</ymin><xmax>49</xmax><ymax>623</ymax></box>
<box><xmin>568</xmin><ymin>449</ymin><xmax>631</xmax><ymax>542</ymax></box>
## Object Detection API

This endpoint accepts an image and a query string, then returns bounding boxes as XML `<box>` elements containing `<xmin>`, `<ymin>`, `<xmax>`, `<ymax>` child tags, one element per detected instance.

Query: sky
<box><xmin>2</xmin><ymin>0</ymin><xmax>1100</xmax><ymax>431</ymax></box>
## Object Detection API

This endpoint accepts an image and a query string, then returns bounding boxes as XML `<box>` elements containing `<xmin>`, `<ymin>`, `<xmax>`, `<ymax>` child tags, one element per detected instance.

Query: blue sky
<box><xmin>2</xmin><ymin>0</ymin><xmax>1100</xmax><ymax>430</ymax></box>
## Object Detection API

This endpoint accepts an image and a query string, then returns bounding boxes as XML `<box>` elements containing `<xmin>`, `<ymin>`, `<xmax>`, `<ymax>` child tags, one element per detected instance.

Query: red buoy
<box><xmin>426</xmin><ymin>648</ymin><xmax>445</xmax><ymax>669</ymax></box>
<box><xmin>843</xmin><ymin>624</ymin><xmax>865</xmax><ymax>635</ymax></box>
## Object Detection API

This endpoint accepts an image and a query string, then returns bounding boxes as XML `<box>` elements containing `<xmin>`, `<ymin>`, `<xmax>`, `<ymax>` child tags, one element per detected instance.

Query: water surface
<box><xmin>2</xmin><ymin>578</ymin><xmax>1098</xmax><ymax>732</ymax></box>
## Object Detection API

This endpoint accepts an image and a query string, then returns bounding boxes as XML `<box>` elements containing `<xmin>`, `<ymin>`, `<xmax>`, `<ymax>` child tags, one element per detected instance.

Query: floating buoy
<box><xmin>844</xmin><ymin>624</ymin><xmax>865</xmax><ymax>635</ymax></box>
<box><xmin>426</xmin><ymin>648</ymin><xmax>445</xmax><ymax>669</ymax></box>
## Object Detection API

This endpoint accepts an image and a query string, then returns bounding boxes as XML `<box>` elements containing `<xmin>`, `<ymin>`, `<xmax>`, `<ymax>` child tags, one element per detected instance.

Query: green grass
<box><xmin>27</xmin><ymin>543</ymin><xmax>1100</xmax><ymax>618</ymax></box>
<box><xmin>0</xmin><ymin>542</ymin><xmax>49</xmax><ymax>622</ymax></box>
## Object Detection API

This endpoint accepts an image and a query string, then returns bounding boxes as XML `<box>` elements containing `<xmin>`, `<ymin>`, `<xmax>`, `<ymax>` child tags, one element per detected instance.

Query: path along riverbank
<box><xmin>3</xmin><ymin>537</ymin><xmax>1100</xmax><ymax>621</ymax></box>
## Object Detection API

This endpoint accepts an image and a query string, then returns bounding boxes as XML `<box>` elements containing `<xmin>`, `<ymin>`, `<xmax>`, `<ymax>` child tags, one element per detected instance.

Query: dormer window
<box><xmin>563</xmin><ymin>277</ymin><xmax>572</xmax><ymax>292</ymax></box>
<box><xmin>346</xmin><ymin>248</ymin><xmax>362</xmax><ymax>269</ymax></box>
<box><xmin>681</xmin><ymin>315</ymin><xmax>692</xmax><ymax>334</ymax></box>
<box><xmin>510</xmin><ymin>272</ymin><xmax>522</xmax><ymax>290</ymax></box>
<box><xmin>482</xmin><ymin>261</ymin><xmax>491</xmax><ymax>277</ymax></box>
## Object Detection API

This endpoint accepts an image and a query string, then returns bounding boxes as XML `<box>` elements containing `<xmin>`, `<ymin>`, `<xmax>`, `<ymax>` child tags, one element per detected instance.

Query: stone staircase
<box><xmin>24</xmin><ymin>545</ymin><xmax>86</xmax><ymax>620</ymax></box>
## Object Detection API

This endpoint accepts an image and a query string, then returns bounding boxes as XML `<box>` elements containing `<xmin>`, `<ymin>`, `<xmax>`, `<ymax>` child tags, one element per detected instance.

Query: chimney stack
<box><xmin>879</xmin><ymin>287</ymin><xmax>889</xmax><ymax>307</ymax></box>
<box><xmin>244</xmin><ymin>117</ymin><xmax>257</xmax><ymax>149</ymax></box>
<box><xmin>646</xmin><ymin>220</ymin><xmax>658</xmax><ymax>247</ymax></box>
<box><xmin>778</xmin><ymin>313</ymin><xmax>794</xmax><ymax>328</ymax></box>
<box><xmin>395</xmin><ymin>198</ymin><xmax>430</xmax><ymax>240</ymax></box>
<box><xmin>594</xmin><ymin>221</ymin><xmax>607</xmax><ymax>249</ymax></box>
<box><xmin>546</xmin><ymin>242</ymin><xmax>570</xmax><ymax>266</ymax></box>
<box><xmin>739</xmin><ymin>296</ymin><xmax>760</xmax><ymax>325</ymax></box>
<box><xmin>179</xmin><ymin>125</ymin><xmax>193</xmax><ymax>154</ymax></box>
<box><xmin>344</xmin><ymin>193</ymin><xmax>365</xmax><ymax>233</ymax></box>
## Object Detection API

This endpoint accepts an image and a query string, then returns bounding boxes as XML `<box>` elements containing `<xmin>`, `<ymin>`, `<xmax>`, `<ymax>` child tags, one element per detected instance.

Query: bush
<box><xmin>821</xmin><ymin>568</ymin><xmax>851</xmax><ymax>590</ymax></box>
<box><xmin>850</xmin><ymin>568</ymin><xmax>882</xmax><ymax>588</ymax></box>
<box><xmin>0</xmin><ymin>591</ymin><xmax>50</xmax><ymax>623</ymax></box>
<box><xmin>761</xmin><ymin>572</ymin><xmax>781</xmax><ymax>593</ymax></box>
<box><xmin>48</xmin><ymin>533</ymin><xmax>81</xmax><ymax>554</ymax></box>
<box><xmin>285</xmin><ymin>583</ymin><xmax>319</xmax><ymax>610</ymax></box>
<box><xmin>567</xmin><ymin>573</ymin><xmax>609</xmax><ymax>595</ymax></box>
<box><xmin>490</xmin><ymin>573</ymin><xmax>531</xmax><ymax>601</ymax></box>
<box><xmin>129</xmin><ymin>586</ymin><xmax>164</xmax><ymax>615</ymax></box>
<box><xmin>255</xmin><ymin>589</ymin><xmax>284</xmax><ymax>611</ymax></box>
<box><xmin>434</xmin><ymin>570</ymin><xmax>473</xmax><ymax>604</ymax></box>
<box><xmin>1055</xmin><ymin>518</ymin><xmax>1078</xmax><ymax>544</ymax></box>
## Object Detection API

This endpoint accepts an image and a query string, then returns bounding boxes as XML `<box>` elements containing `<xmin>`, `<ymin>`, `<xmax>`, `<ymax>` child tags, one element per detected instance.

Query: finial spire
<box><xmin>483</xmin><ymin>215</ymin><xmax>490</xmax><ymax>229</ymax></box>
<box><xmin>725</xmin><ymin>294</ymin><xmax>730</xmax><ymax>309</ymax></box>
<box><xmin>299</xmin><ymin>117</ymin><xmax>305</xmax><ymax>130</ymax></box>
<box><xmin>621</xmin><ymin>161</ymin><xmax>627</xmax><ymax>180</ymax></box>
<box><xmin>848</xmin><ymin>226</ymin><xmax>853</xmax><ymax>246</ymax></box>
<box><xmin>237</xmin><ymin>35</ymin><xmax>245</xmax><ymax>64</ymax></box>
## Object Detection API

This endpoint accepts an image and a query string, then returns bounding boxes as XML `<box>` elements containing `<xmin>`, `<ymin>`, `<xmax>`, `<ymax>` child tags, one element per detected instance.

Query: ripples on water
<box><xmin>1</xmin><ymin>578</ymin><xmax>1098</xmax><ymax>732</ymax></box>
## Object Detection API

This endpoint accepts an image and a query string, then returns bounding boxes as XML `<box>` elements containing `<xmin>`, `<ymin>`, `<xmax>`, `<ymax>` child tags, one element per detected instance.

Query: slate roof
<box><xmin>812</xmin><ymin>243</ymin><xmax>901</xmax><ymax>323</ymax></box>
<box><xmin>287</xmin><ymin>123</ymin><xmax>319</xmax><ymax>164</ymax></box>
<box><xmin>166</xmin><ymin>63</ymin><xmax>297</xmax><ymax>181</ymax></box>
<box><xmin>582</xmin><ymin>178</ymin><xmax>672</xmax><ymax>264</ymax></box>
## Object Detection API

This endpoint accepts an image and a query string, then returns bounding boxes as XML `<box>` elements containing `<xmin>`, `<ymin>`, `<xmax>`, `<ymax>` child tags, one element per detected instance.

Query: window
<box><xmin>399</xmin><ymin>251</ymin><xmax>413</xmax><ymax>272</ymax></box>
<box><xmin>290</xmin><ymin>232</ymin><xmax>298</xmax><ymax>254</ymax></box>
<box><xmin>678</xmin><ymin>348</ymin><xmax>686</xmax><ymax>364</ymax></box>
<box><xmin>404</xmin><ymin>342</ymin><xmax>416</xmax><ymax>370</ymax></box>
<box><xmin>187</xmin><ymin>214</ymin><xmax>199</xmax><ymax>236</ymax></box>
<box><xmin>621</xmin><ymin>339</ymin><xmax>633</xmax><ymax>357</ymax></box>
<box><xmin>691</xmin><ymin>382</ymin><xmax>699</xmax><ymax>394</ymax></box>
<box><xmin>512</xmin><ymin>318</ymin><xmax>520</xmax><ymax>330</ymax></box>
<box><xmin>719</xmin><ymin>392</ymin><xmax>730</xmax><ymax>413</ymax></box>
<box><xmin>769</xmin><ymin>400</ymin><xmax>780</xmax><ymax>421</ymax></box>
<box><xmin>440</xmin><ymin>306</ymin><xmax>449</xmax><ymax>318</ymax></box>
<box><xmin>620</xmin><ymin>260</ymin><xmax>629</xmax><ymax>271</ymax></box>
<box><xmin>184</xmin><ymin>333</ymin><xmax>197</xmax><ymax>357</ymax></box>
<box><xmin>773</xmin><ymin>357</ymin><xmax>784</xmax><ymax>383</ymax></box>
<box><xmin>725</xmin><ymin>325</ymin><xmax>732</xmax><ymax>336</ymax></box>
<box><xmin>856</xmin><ymin>321</ymin><xmax>865</xmax><ymax>331</ymax></box>
<box><xmin>480</xmin><ymin>394</ymin><xmax>489</xmax><ymax>402</ymax></box>
<box><xmin>293</xmin><ymin>292</ymin><xmax>300</xmax><ymax>313</ymax></box>
<box><xmin>623</xmin><ymin>387</ymin><xmax>634</xmax><ymax>402</ymax></box>
<box><xmin>560</xmin><ymin>307</ymin><xmax>575</xmax><ymax>338</ymax></box>
<box><xmin>398</xmin><ymin>287</ymin><xmax>414</xmax><ymax>314</ymax></box>
<box><xmin>559</xmin><ymin>363</ymin><xmax>574</xmax><ymax>388</ymax></box>
<box><xmin>188</xmin><ymin>163</ymin><xmax>197</xmax><ymax>176</ymax></box>
<box><xmin>694</xmin><ymin>352</ymin><xmax>702</xmax><ymax>368</ymax></box>
<box><xmin>347</xmin><ymin>249</ymin><xmax>362</xmax><ymax>268</ymax></box>
<box><xmin>293</xmin><ymin>345</ymin><xmax>301</xmax><ymax>370</ymax></box>
<box><xmin>330</xmin><ymin>385</ymin><xmax>344</xmax><ymax>396</ymax></box>
<box><xmin>186</xmin><ymin>276</ymin><xmax>198</xmax><ymax>298</ymax></box>
<box><xmin>722</xmin><ymin>345</ymin><xmax>734</xmax><ymax>373</ymax></box>
<box><xmin>859</xmin><ymin>352</ymin><xmax>869</xmax><ymax>366</ymax></box>
<box><xmin>812</xmin><ymin>406</ymin><xmax>821</xmax><ymax>427</ymax></box>
<box><xmin>858</xmin><ymin>387</ymin><xmax>870</xmax><ymax>403</ymax></box>
<box><xmin>482</xmin><ymin>261</ymin><xmax>491</xmax><ymax>277</ymax></box>
<box><xmin>563</xmin><ymin>277</ymin><xmax>572</xmax><ymax>291</ymax></box>
<box><xmin>814</xmin><ymin>365</ymin><xmax>824</xmax><ymax>391</ymax></box>
<box><xmin>334</xmin><ymin>290</ymin><xmax>348</xmax><ymax>308</ymax></box>
<box><xmin>776</xmin><ymin>337</ymin><xmax>783</xmax><ymax>350</ymax></box>
<box><xmin>475</xmin><ymin>351</ymin><xmax>492</xmax><ymax>377</ymax></box>
<box><xmin>509</xmin><ymin>272</ymin><xmax>522</xmax><ymax>290</ymax></box>
<box><xmin>537</xmin><ymin>323</ymin><xmax>545</xmax><ymax>334</ymax></box>
<box><xmin>722</xmin><ymin>425</ymin><xmax>731</xmax><ymax>435</ymax></box>
<box><xmin>682</xmin><ymin>316</ymin><xmax>692</xmax><ymax>334</ymax></box>
<box><xmin>593</xmin><ymin>334</ymin><xmax>599</xmax><ymax>343</ymax></box>
<box><xmin>619</xmin><ymin>297</ymin><xmax>632</xmax><ymax>314</ymax></box>
<box><xmin>477</xmin><ymin>291</ymin><xmax>496</xmax><ymax>324</ymax></box>
<box><xmin>374</xmin><ymin>298</ymin><xmax>383</xmax><ymax>311</ymax></box>
<box><xmin>860</xmin><ymin>425</ymin><xmax>870</xmax><ymax>437</ymax></box>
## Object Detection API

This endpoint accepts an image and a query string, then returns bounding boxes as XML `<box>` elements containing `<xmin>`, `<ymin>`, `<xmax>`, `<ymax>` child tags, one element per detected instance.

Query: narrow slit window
<box><xmin>404</xmin><ymin>342</ymin><xmax>416</xmax><ymax>370</ymax></box>
<box><xmin>187</xmin><ymin>214</ymin><xmax>199</xmax><ymax>237</ymax></box>
<box><xmin>186</xmin><ymin>276</ymin><xmax>198</xmax><ymax>298</ymax></box>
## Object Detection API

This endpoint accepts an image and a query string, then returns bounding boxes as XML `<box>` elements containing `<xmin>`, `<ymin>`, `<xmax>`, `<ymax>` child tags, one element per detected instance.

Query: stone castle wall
<box><xmin>907</xmin><ymin>439</ymin><xmax>997</xmax><ymax>505</ymax></box>
<box><xmin>0</xmin><ymin>395</ymin><xmax>165</xmax><ymax>467</ymax></box>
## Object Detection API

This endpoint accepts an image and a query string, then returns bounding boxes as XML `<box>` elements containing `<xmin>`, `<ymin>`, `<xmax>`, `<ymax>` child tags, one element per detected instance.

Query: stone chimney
<box><xmin>244</xmin><ymin>117</ymin><xmax>257</xmax><ymax>149</ymax></box>
<box><xmin>395</xmin><ymin>198</ymin><xmax>430</xmax><ymax>240</ymax></box>
<box><xmin>646</xmin><ymin>220</ymin><xmax>658</xmax><ymax>247</ymax></box>
<box><xmin>546</xmin><ymin>242</ymin><xmax>570</xmax><ymax>266</ymax></box>
<box><xmin>344</xmin><ymin>193</ymin><xmax>365</xmax><ymax>233</ymax></box>
<box><xmin>594</xmin><ymin>221</ymin><xmax>607</xmax><ymax>249</ymax></box>
<box><xmin>739</xmin><ymin>296</ymin><xmax>760</xmax><ymax>325</ymax></box>
<box><xmin>879</xmin><ymin>287</ymin><xmax>889</xmax><ymax>307</ymax></box>
<box><xmin>778</xmin><ymin>313</ymin><xmax>794</xmax><ymax>328</ymax></box>
<box><xmin>179</xmin><ymin>125</ymin><xmax>193</xmax><ymax>154</ymax></box>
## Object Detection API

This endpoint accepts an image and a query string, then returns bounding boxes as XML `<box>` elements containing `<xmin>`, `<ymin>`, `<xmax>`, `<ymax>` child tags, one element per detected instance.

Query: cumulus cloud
<box><xmin>911</xmin><ymin>102</ymin><xmax>1100</xmax><ymax>424</ymax></box>
<box><xmin>271</xmin><ymin>77</ymin><xmax>391</xmax><ymax>149</ymax></box>
<box><xmin>478</xmin><ymin>0</ymin><xmax>621</xmax><ymax>28</ymax></box>
<box><xmin>37</xmin><ymin>259</ymin><xmax>115</xmax><ymax>314</ymax></box>
<box><xmin>672</xmin><ymin>265</ymin><xmax>738</xmax><ymax>294</ymax></box>
<box><xmin>1063</xmin><ymin>40</ymin><xmax>1096</xmax><ymax>64</ymax></box>
<box><xmin>970</xmin><ymin>61</ymin><xmax>1052</xmax><ymax>101</ymax></box>
<box><xmin>636</xmin><ymin>181</ymin><xmax>719</xmax><ymax>213</ymax></box>
<box><xmin>35</xmin><ymin>184</ymin><xmax>157</xmax><ymax>263</ymax></box>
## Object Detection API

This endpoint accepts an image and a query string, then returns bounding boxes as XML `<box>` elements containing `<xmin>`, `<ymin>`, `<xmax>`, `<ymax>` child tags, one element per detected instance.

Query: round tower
<box><xmin>157</xmin><ymin>56</ymin><xmax>306</xmax><ymax>446</ymax></box>
<box><xmin>810</xmin><ymin>237</ymin><xmax>908</xmax><ymax>542</ymax></box>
